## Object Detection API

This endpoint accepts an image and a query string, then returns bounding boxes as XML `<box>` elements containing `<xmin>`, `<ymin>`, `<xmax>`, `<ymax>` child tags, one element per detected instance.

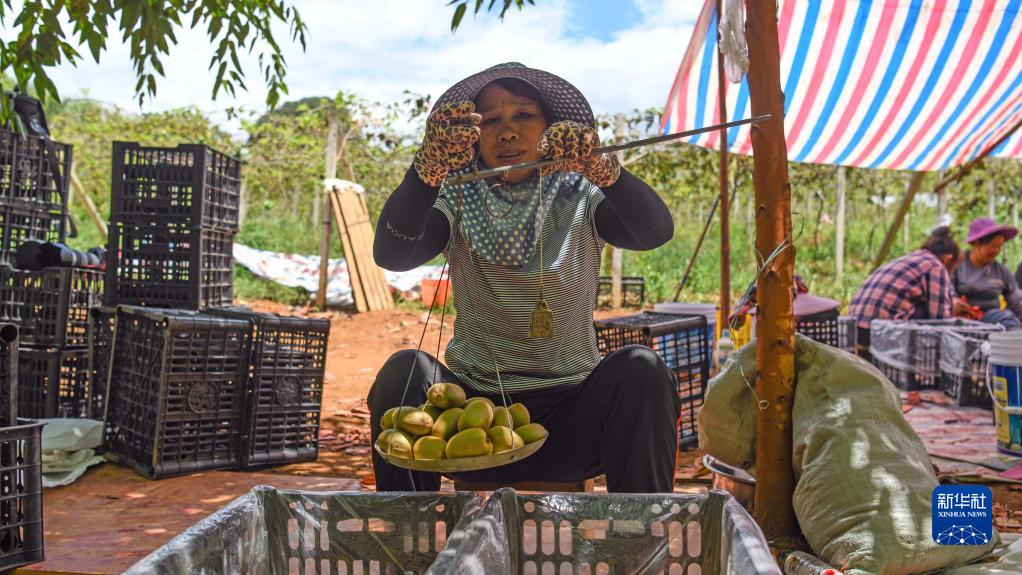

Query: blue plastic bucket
<box><xmin>989</xmin><ymin>332</ymin><xmax>1022</xmax><ymax>456</ymax></box>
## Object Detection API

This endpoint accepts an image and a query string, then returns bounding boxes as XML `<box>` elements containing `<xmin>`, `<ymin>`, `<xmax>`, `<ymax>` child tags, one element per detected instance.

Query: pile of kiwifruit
<box><xmin>376</xmin><ymin>382</ymin><xmax>548</xmax><ymax>460</ymax></box>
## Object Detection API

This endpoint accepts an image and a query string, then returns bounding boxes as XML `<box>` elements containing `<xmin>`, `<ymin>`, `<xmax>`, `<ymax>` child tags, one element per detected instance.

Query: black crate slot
<box><xmin>17</xmin><ymin>348</ymin><xmax>90</xmax><ymax>419</ymax></box>
<box><xmin>0</xmin><ymin>325</ymin><xmax>17</xmax><ymax>426</ymax></box>
<box><xmin>111</xmin><ymin>142</ymin><xmax>240</xmax><ymax>231</ymax></box>
<box><xmin>105</xmin><ymin>221</ymin><xmax>233</xmax><ymax>310</ymax></box>
<box><xmin>796</xmin><ymin>308</ymin><xmax>839</xmax><ymax>348</ymax></box>
<box><xmin>0</xmin><ymin>205</ymin><xmax>63</xmax><ymax>267</ymax></box>
<box><xmin>594</xmin><ymin>312</ymin><xmax>710</xmax><ymax>447</ymax></box>
<box><xmin>103</xmin><ymin>307</ymin><xmax>249</xmax><ymax>479</ymax></box>
<box><xmin>0</xmin><ymin>267</ymin><xmax>103</xmax><ymax>348</ymax></box>
<box><xmin>0</xmin><ymin>128</ymin><xmax>71</xmax><ymax>210</ymax></box>
<box><xmin>210</xmin><ymin>308</ymin><xmax>330</xmax><ymax>467</ymax></box>
<box><xmin>88</xmin><ymin>307</ymin><xmax>116</xmax><ymax>420</ymax></box>
<box><xmin>0</xmin><ymin>420</ymin><xmax>44</xmax><ymax>572</ymax></box>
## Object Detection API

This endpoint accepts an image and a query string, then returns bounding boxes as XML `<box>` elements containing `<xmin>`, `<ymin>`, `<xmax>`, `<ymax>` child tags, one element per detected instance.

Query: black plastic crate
<box><xmin>0</xmin><ymin>128</ymin><xmax>71</xmax><ymax>210</ymax></box>
<box><xmin>209</xmin><ymin>308</ymin><xmax>330</xmax><ymax>468</ymax></box>
<box><xmin>0</xmin><ymin>267</ymin><xmax>103</xmax><ymax>348</ymax></box>
<box><xmin>105</xmin><ymin>221</ymin><xmax>234</xmax><ymax>310</ymax></box>
<box><xmin>940</xmin><ymin>331</ymin><xmax>993</xmax><ymax>408</ymax></box>
<box><xmin>87</xmin><ymin>307</ymin><xmax>116</xmax><ymax>420</ymax></box>
<box><xmin>111</xmin><ymin>142</ymin><xmax>240</xmax><ymax>231</ymax></box>
<box><xmin>103</xmin><ymin>306</ymin><xmax>250</xmax><ymax>479</ymax></box>
<box><xmin>17</xmin><ymin>347</ymin><xmax>90</xmax><ymax>418</ymax></box>
<box><xmin>0</xmin><ymin>204</ymin><xmax>63</xmax><ymax>267</ymax></box>
<box><xmin>869</xmin><ymin>319</ymin><xmax>1002</xmax><ymax>391</ymax></box>
<box><xmin>796</xmin><ymin>308</ymin><xmax>839</xmax><ymax>347</ymax></box>
<box><xmin>0</xmin><ymin>420</ymin><xmax>44</xmax><ymax>572</ymax></box>
<box><xmin>594</xmin><ymin>312</ymin><xmax>710</xmax><ymax>447</ymax></box>
<box><xmin>596</xmin><ymin>276</ymin><xmax>646</xmax><ymax>307</ymax></box>
<box><xmin>0</xmin><ymin>325</ymin><xmax>16</xmax><ymax>427</ymax></box>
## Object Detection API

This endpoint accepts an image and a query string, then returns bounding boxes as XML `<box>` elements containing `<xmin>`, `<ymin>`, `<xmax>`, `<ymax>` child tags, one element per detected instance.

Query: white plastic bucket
<box><xmin>988</xmin><ymin>332</ymin><xmax>1022</xmax><ymax>456</ymax></box>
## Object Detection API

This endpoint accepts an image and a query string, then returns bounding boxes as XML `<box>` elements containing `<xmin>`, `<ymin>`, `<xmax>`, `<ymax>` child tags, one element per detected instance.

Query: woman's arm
<box><xmin>373</xmin><ymin>167</ymin><xmax>451</xmax><ymax>272</ymax></box>
<box><xmin>594</xmin><ymin>168</ymin><xmax>674</xmax><ymax>250</ymax></box>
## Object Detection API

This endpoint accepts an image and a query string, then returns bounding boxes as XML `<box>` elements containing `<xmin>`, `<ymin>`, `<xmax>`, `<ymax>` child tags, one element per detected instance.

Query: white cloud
<box><xmin>31</xmin><ymin>0</ymin><xmax>699</xmax><ymax>127</ymax></box>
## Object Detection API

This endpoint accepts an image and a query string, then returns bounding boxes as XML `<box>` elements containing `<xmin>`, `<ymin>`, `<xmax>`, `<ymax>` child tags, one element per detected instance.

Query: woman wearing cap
<box><xmin>369</xmin><ymin>63</ymin><xmax>677</xmax><ymax>493</ymax></box>
<box><xmin>952</xmin><ymin>217</ymin><xmax>1022</xmax><ymax>329</ymax></box>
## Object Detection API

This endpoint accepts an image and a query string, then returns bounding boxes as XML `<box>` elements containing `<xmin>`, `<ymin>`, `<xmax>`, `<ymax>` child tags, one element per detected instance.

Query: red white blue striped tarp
<box><xmin>662</xmin><ymin>0</ymin><xmax>1022</xmax><ymax>170</ymax></box>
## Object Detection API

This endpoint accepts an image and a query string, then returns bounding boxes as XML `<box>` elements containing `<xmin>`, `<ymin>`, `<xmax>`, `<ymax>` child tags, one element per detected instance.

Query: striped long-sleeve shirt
<box><xmin>849</xmin><ymin>250</ymin><xmax>955</xmax><ymax>330</ymax></box>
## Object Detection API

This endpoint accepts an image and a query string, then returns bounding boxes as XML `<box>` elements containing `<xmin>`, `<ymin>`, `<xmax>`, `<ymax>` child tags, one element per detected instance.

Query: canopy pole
<box><xmin>716</xmin><ymin>0</ymin><xmax>731</xmax><ymax>330</ymax></box>
<box><xmin>872</xmin><ymin>115</ymin><xmax>1022</xmax><ymax>270</ymax></box>
<box><xmin>746</xmin><ymin>0</ymin><xmax>798</xmax><ymax>539</ymax></box>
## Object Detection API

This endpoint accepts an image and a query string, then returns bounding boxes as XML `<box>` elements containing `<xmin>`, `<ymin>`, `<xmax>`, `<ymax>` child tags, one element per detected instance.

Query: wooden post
<box><xmin>936</xmin><ymin>168</ymin><xmax>948</xmax><ymax>225</ymax></box>
<box><xmin>69</xmin><ymin>167</ymin><xmax>108</xmax><ymax>242</ymax></box>
<box><xmin>317</xmin><ymin>110</ymin><xmax>340</xmax><ymax>311</ymax></box>
<box><xmin>716</xmin><ymin>0</ymin><xmax>731</xmax><ymax>328</ymax></box>
<box><xmin>611</xmin><ymin>113</ymin><xmax>626</xmax><ymax>308</ymax></box>
<box><xmin>873</xmin><ymin>172</ymin><xmax>925</xmax><ymax>269</ymax></box>
<box><xmin>836</xmin><ymin>166</ymin><xmax>846</xmax><ymax>282</ymax></box>
<box><xmin>746</xmin><ymin>0</ymin><xmax>798</xmax><ymax>539</ymax></box>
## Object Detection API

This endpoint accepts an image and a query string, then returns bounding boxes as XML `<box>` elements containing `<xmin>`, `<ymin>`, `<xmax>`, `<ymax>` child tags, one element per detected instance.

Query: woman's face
<box><xmin>475</xmin><ymin>83</ymin><xmax>547</xmax><ymax>183</ymax></box>
<box><xmin>972</xmin><ymin>234</ymin><xmax>1005</xmax><ymax>265</ymax></box>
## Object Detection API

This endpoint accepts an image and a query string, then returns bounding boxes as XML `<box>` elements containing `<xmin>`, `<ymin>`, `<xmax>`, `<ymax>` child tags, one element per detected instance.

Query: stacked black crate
<box><xmin>105</xmin><ymin>142</ymin><xmax>240</xmax><ymax>310</ymax></box>
<box><xmin>0</xmin><ymin>129</ymin><xmax>70</xmax><ymax>267</ymax></box>
<box><xmin>101</xmin><ymin>143</ymin><xmax>244</xmax><ymax>476</ymax></box>
<box><xmin>0</xmin><ymin>127</ymin><xmax>103</xmax><ymax>420</ymax></box>
<box><xmin>1</xmin><ymin>267</ymin><xmax>103</xmax><ymax>418</ymax></box>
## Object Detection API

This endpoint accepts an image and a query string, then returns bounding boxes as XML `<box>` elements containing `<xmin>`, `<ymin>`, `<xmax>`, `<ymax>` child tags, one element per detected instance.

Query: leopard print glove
<box><xmin>536</xmin><ymin>120</ymin><xmax>621</xmax><ymax>187</ymax></box>
<box><xmin>413</xmin><ymin>101</ymin><xmax>482</xmax><ymax>187</ymax></box>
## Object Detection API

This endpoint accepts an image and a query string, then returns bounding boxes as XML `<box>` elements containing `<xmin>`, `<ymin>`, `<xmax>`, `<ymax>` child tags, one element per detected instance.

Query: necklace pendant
<box><xmin>529</xmin><ymin>298</ymin><xmax>553</xmax><ymax>338</ymax></box>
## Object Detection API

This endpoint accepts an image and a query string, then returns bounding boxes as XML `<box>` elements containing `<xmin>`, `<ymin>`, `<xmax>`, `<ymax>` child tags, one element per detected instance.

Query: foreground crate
<box><xmin>125</xmin><ymin>488</ymin><xmax>483</xmax><ymax>574</ymax></box>
<box><xmin>0</xmin><ymin>267</ymin><xmax>103</xmax><ymax>348</ymax></box>
<box><xmin>103</xmin><ymin>306</ymin><xmax>249</xmax><ymax>478</ymax></box>
<box><xmin>105</xmin><ymin>221</ymin><xmax>234</xmax><ymax>310</ymax></box>
<box><xmin>434</xmin><ymin>488</ymin><xmax>780</xmax><ymax>574</ymax></box>
<box><xmin>0</xmin><ymin>420</ymin><xmax>43</xmax><ymax>572</ymax></box>
<box><xmin>17</xmin><ymin>347</ymin><xmax>89</xmax><ymax>419</ymax></box>
<box><xmin>126</xmin><ymin>488</ymin><xmax>779</xmax><ymax>575</ymax></box>
<box><xmin>870</xmin><ymin>318</ymin><xmax>1003</xmax><ymax>391</ymax></box>
<box><xmin>110</xmin><ymin>142</ymin><xmax>241</xmax><ymax>231</ymax></box>
<box><xmin>209</xmin><ymin>308</ymin><xmax>330</xmax><ymax>468</ymax></box>
<box><xmin>594</xmin><ymin>312</ymin><xmax>710</xmax><ymax>447</ymax></box>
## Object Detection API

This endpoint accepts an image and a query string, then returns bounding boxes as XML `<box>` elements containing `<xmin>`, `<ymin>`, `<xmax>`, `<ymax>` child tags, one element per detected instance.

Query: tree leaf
<box><xmin>450</xmin><ymin>2</ymin><xmax>466</xmax><ymax>31</ymax></box>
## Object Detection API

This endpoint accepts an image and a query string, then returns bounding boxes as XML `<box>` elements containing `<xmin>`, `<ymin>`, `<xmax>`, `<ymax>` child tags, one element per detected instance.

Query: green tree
<box><xmin>0</xmin><ymin>0</ymin><xmax>306</xmax><ymax>110</ymax></box>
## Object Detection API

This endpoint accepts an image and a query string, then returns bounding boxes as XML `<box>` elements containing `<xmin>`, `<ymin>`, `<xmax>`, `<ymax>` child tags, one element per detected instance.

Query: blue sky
<box><xmin>34</xmin><ymin>0</ymin><xmax>701</xmax><ymax>129</ymax></box>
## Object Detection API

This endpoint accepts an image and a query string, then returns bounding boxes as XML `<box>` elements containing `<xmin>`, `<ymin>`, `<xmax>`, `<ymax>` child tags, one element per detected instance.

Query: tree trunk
<box><xmin>747</xmin><ymin>0</ymin><xmax>798</xmax><ymax>538</ymax></box>
<box><xmin>989</xmin><ymin>178</ymin><xmax>997</xmax><ymax>220</ymax></box>
<box><xmin>716</xmin><ymin>8</ymin><xmax>732</xmax><ymax>327</ymax></box>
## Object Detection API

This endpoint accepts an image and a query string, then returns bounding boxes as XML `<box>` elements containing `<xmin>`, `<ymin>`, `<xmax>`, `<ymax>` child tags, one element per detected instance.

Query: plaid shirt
<box><xmin>850</xmin><ymin>250</ymin><xmax>954</xmax><ymax>329</ymax></box>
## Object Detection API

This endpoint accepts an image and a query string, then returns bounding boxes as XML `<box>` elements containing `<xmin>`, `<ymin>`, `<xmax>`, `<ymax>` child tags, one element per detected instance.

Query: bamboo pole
<box><xmin>317</xmin><ymin>110</ymin><xmax>340</xmax><ymax>311</ymax></box>
<box><xmin>611</xmin><ymin>113</ymin><xmax>626</xmax><ymax>308</ymax></box>
<box><xmin>716</xmin><ymin>0</ymin><xmax>731</xmax><ymax>329</ymax></box>
<box><xmin>69</xmin><ymin>167</ymin><xmax>108</xmax><ymax>242</ymax></box>
<box><xmin>836</xmin><ymin>167</ymin><xmax>846</xmax><ymax>282</ymax></box>
<box><xmin>746</xmin><ymin>0</ymin><xmax>798</xmax><ymax>538</ymax></box>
